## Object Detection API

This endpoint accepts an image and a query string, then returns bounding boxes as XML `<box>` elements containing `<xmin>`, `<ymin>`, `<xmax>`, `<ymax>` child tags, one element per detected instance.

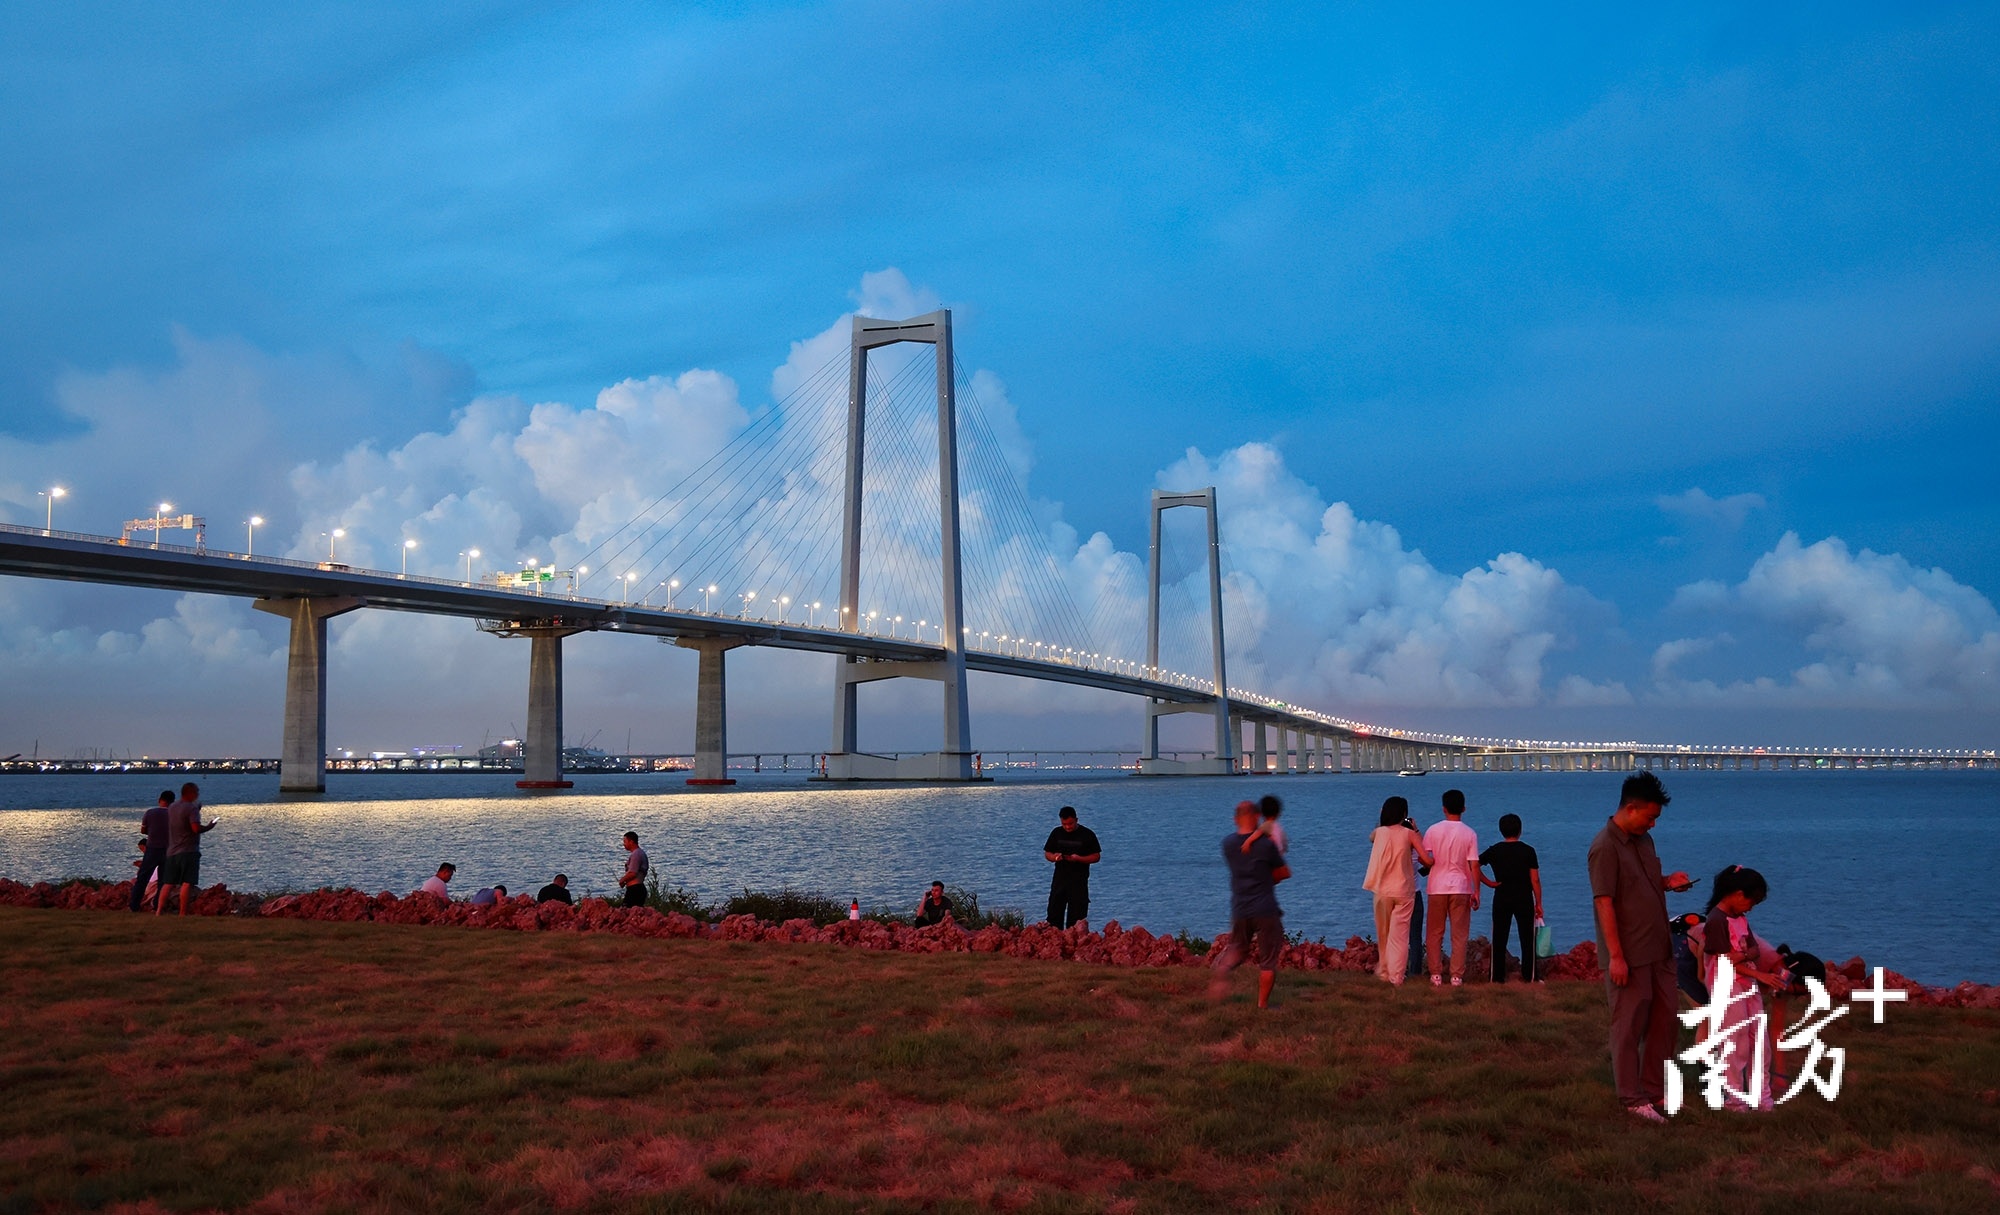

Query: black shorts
<box><xmin>162</xmin><ymin>853</ymin><xmax>201</xmax><ymax>887</ymax></box>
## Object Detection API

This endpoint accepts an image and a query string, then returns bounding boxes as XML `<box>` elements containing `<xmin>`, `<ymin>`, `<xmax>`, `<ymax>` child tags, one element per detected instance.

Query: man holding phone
<box><xmin>1588</xmin><ymin>772</ymin><xmax>1694</xmax><ymax>1123</ymax></box>
<box><xmin>157</xmin><ymin>782</ymin><xmax>215</xmax><ymax>917</ymax></box>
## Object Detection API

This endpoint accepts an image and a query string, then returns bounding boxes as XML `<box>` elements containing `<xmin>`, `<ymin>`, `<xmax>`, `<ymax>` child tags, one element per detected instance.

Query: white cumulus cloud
<box><xmin>1658</xmin><ymin>532</ymin><xmax>2000</xmax><ymax>706</ymax></box>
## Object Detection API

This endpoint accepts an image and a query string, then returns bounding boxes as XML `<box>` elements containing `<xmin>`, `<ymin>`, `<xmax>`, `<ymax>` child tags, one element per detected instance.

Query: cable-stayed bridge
<box><xmin>3</xmin><ymin>311</ymin><xmax>1992</xmax><ymax>791</ymax></box>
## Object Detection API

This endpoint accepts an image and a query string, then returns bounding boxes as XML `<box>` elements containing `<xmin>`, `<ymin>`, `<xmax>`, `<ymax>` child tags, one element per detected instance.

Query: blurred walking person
<box><xmin>1212</xmin><ymin>800</ymin><xmax>1292</xmax><ymax>1009</ymax></box>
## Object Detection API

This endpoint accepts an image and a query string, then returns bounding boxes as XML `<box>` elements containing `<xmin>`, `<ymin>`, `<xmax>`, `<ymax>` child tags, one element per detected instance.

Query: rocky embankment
<box><xmin>5</xmin><ymin>877</ymin><xmax>1995</xmax><ymax>1008</ymax></box>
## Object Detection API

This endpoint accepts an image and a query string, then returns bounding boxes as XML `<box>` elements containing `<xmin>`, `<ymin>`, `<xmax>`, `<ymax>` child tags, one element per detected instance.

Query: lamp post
<box><xmin>623</xmin><ymin>572</ymin><xmax>637</xmax><ymax>604</ymax></box>
<box><xmin>704</xmin><ymin>584</ymin><xmax>717</xmax><ymax>613</ymax></box>
<box><xmin>667</xmin><ymin>578</ymin><xmax>679</xmax><ymax>610</ymax></box>
<box><xmin>810</xmin><ymin>601</ymin><xmax>821</xmax><ymax>627</ymax></box>
<box><xmin>154</xmin><ymin>502</ymin><xmax>173</xmax><ymax>548</ymax></box>
<box><xmin>461</xmin><ymin>548</ymin><xmax>480</xmax><ymax>585</ymax></box>
<box><xmin>323</xmin><ymin>528</ymin><xmax>345</xmax><ymax>561</ymax></box>
<box><xmin>574</xmin><ymin>566</ymin><xmax>588</xmax><ymax>599</ymax></box>
<box><xmin>741</xmin><ymin>590</ymin><xmax>757</xmax><ymax>619</ymax></box>
<box><xmin>401</xmin><ymin>538</ymin><xmax>417</xmax><ymax>577</ymax></box>
<box><xmin>246</xmin><ymin>515</ymin><xmax>263</xmax><ymax>556</ymax></box>
<box><xmin>39</xmin><ymin>487</ymin><xmax>64</xmax><ymax>535</ymax></box>
<box><xmin>779</xmin><ymin>595</ymin><xmax>791</xmax><ymax>623</ymax></box>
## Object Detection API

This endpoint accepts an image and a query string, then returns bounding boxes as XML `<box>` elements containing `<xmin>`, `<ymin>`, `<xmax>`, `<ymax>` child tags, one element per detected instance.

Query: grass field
<box><xmin>2</xmin><ymin>906</ymin><xmax>1996</xmax><ymax>1213</ymax></box>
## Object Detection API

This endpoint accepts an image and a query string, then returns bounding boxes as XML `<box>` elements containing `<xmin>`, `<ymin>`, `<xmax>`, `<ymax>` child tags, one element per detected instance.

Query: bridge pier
<box><xmin>676</xmin><ymin>637</ymin><xmax>745</xmax><ymax>785</ymax></box>
<box><xmin>517</xmin><ymin>627</ymin><xmax>583</xmax><ymax>789</ymax></box>
<box><xmin>254</xmin><ymin>596</ymin><xmax>363</xmax><ymax>794</ymax></box>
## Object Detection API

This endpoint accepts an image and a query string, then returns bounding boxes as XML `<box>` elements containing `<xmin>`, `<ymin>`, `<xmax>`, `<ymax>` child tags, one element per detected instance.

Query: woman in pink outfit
<box><xmin>1363</xmin><ymin>796</ymin><xmax>1434</xmax><ymax>984</ymax></box>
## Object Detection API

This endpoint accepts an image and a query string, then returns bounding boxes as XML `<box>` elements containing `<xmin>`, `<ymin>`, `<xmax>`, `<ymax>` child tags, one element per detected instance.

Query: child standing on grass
<box><xmin>1700</xmin><ymin>865</ymin><xmax>1778</xmax><ymax>1111</ymax></box>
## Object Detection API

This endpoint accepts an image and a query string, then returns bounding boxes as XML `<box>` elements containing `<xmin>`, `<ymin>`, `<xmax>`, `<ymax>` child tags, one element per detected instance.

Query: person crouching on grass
<box><xmin>1212</xmin><ymin>800</ymin><xmax>1291</xmax><ymax>1009</ymax></box>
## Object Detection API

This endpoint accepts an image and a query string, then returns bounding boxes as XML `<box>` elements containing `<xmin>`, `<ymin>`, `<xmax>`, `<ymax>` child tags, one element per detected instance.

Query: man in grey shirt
<box><xmin>619</xmin><ymin>831</ymin><xmax>649</xmax><ymax>907</ymax></box>
<box><xmin>1588</xmin><ymin>771</ymin><xmax>1693</xmax><ymax>1123</ymax></box>
<box><xmin>158</xmin><ymin>781</ymin><xmax>216</xmax><ymax>917</ymax></box>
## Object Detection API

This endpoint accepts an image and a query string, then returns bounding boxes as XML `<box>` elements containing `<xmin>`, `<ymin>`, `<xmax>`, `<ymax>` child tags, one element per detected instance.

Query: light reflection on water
<box><xmin>2</xmin><ymin>769</ymin><xmax>1994</xmax><ymax>985</ymax></box>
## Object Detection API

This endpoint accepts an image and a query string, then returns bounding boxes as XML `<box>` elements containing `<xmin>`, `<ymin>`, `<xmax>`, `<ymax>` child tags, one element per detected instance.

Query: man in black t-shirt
<box><xmin>1042</xmin><ymin>806</ymin><xmax>1101</xmax><ymax>930</ymax></box>
<box><xmin>537</xmin><ymin>874</ymin><xmax>573</xmax><ymax>905</ymax></box>
<box><xmin>914</xmin><ymin>881</ymin><xmax>954</xmax><ymax>927</ymax></box>
<box><xmin>130</xmin><ymin>789</ymin><xmax>173</xmax><ymax>912</ymax></box>
<box><xmin>1478</xmin><ymin>813</ymin><xmax>1543</xmax><ymax>982</ymax></box>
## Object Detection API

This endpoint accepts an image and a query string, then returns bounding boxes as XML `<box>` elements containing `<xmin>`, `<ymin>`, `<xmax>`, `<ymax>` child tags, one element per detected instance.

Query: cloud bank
<box><xmin>1</xmin><ymin>273</ymin><xmax>1996</xmax><ymax>753</ymax></box>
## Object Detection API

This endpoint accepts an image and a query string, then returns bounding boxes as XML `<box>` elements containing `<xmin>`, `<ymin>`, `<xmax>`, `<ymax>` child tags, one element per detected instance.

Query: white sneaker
<box><xmin>1430</xmin><ymin>974</ymin><xmax>1443</xmax><ymax>987</ymax></box>
<box><xmin>1450</xmin><ymin>975</ymin><xmax>1463</xmax><ymax>987</ymax></box>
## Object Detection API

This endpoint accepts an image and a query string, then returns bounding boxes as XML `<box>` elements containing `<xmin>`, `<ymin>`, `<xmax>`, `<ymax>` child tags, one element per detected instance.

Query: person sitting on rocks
<box><xmin>914</xmin><ymin>881</ymin><xmax>954</xmax><ymax>927</ymax></box>
<box><xmin>537</xmin><ymin>874</ymin><xmax>573</xmax><ymax>905</ymax></box>
<box><xmin>471</xmin><ymin>884</ymin><xmax>507</xmax><ymax>907</ymax></box>
<box><xmin>420</xmin><ymin>863</ymin><xmax>455</xmax><ymax>898</ymax></box>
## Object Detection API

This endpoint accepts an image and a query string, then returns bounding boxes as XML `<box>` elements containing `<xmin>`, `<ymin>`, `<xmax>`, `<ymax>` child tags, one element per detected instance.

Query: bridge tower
<box><xmin>1138</xmin><ymin>488</ymin><xmax>1239</xmax><ymax>776</ymax></box>
<box><xmin>818</xmin><ymin>311</ymin><xmax>982</xmax><ymax>781</ymax></box>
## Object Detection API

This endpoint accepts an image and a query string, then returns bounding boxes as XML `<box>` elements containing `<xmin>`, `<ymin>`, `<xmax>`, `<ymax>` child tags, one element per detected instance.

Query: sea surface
<box><xmin>2</xmin><ymin>769</ymin><xmax>1994</xmax><ymax>985</ymax></box>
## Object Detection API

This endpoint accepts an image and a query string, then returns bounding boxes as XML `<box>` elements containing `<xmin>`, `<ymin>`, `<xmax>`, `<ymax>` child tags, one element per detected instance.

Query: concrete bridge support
<box><xmin>255</xmin><ymin>595</ymin><xmax>362</xmax><ymax>794</ymax></box>
<box><xmin>517</xmin><ymin>627</ymin><xmax>583</xmax><ymax>789</ymax></box>
<box><xmin>677</xmin><ymin>637</ymin><xmax>745</xmax><ymax>785</ymax></box>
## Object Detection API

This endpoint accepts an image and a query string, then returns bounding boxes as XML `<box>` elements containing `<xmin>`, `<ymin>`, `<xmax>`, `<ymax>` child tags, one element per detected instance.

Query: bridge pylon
<box><xmin>817</xmin><ymin>310</ymin><xmax>986</xmax><ymax>782</ymax></box>
<box><xmin>1138</xmin><ymin>488</ymin><xmax>1239</xmax><ymax>776</ymax></box>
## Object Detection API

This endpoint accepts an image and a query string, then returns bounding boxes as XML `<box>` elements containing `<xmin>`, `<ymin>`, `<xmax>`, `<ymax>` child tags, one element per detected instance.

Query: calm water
<box><xmin>2</xmin><ymin>769</ymin><xmax>1995</xmax><ymax>985</ymax></box>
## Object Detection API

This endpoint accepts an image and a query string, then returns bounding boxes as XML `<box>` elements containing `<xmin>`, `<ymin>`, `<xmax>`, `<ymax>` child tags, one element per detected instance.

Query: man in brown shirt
<box><xmin>1588</xmin><ymin>771</ymin><xmax>1693</xmax><ymax>1123</ymax></box>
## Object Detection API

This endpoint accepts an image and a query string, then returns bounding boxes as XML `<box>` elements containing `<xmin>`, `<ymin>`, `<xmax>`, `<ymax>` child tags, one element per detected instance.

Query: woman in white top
<box><xmin>1362</xmin><ymin>796</ymin><xmax>1435</xmax><ymax>984</ymax></box>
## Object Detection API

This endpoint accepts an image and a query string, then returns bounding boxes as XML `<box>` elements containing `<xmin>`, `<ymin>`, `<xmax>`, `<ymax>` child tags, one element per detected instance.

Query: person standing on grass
<box><xmin>1404</xmin><ymin>807</ymin><xmax>1430</xmax><ymax>977</ymax></box>
<box><xmin>1363</xmin><ymin>796</ymin><xmax>1434</xmax><ymax>984</ymax></box>
<box><xmin>129</xmin><ymin>789</ymin><xmax>174</xmax><ymax>912</ymax></box>
<box><xmin>1213</xmin><ymin>800</ymin><xmax>1292</xmax><ymax>1009</ymax></box>
<box><xmin>619</xmin><ymin>831</ymin><xmax>649</xmax><ymax>907</ymax></box>
<box><xmin>1042</xmin><ymin>806</ymin><xmax>1101</xmax><ymax>930</ymax></box>
<box><xmin>1480</xmin><ymin>813</ymin><xmax>1544</xmax><ymax>983</ymax></box>
<box><xmin>421</xmin><ymin>863</ymin><xmax>455</xmax><ymax>897</ymax></box>
<box><xmin>157</xmin><ymin>782</ymin><xmax>214</xmax><ymax>917</ymax></box>
<box><xmin>1421</xmin><ymin>789</ymin><xmax>1479</xmax><ymax>987</ymax></box>
<box><xmin>537</xmin><ymin>874</ymin><xmax>573</xmax><ymax>904</ymax></box>
<box><xmin>1589</xmin><ymin>771</ymin><xmax>1695</xmax><ymax>1124</ymax></box>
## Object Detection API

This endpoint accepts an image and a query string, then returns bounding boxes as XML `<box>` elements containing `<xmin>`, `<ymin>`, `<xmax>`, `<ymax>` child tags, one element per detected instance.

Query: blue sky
<box><xmin>1</xmin><ymin>3</ymin><xmax>1996</xmax><ymax>754</ymax></box>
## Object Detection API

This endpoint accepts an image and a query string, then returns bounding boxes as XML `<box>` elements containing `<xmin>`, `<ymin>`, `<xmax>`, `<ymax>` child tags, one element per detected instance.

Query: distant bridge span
<box><xmin>4</xmin><ymin>310</ymin><xmax>1991</xmax><ymax>789</ymax></box>
<box><xmin>4</xmin><ymin>524</ymin><xmax>1991</xmax><ymax>788</ymax></box>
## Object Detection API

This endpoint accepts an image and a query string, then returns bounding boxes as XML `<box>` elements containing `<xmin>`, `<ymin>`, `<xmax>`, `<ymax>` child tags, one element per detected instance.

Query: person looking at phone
<box><xmin>157</xmin><ymin>782</ymin><xmax>215</xmax><ymax>917</ymax></box>
<box><xmin>1588</xmin><ymin>771</ymin><xmax>1695</xmax><ymax>1123</ymax></box>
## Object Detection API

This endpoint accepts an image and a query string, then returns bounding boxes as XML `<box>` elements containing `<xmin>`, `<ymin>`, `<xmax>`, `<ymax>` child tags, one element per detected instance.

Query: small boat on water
<box><xmin>1397</xmin><ymin>768</ymin><xmax>1429</xmax><ymax>777</ymax></box>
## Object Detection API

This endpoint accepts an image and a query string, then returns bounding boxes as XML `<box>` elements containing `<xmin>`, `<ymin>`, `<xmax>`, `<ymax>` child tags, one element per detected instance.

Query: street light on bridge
<box><xmin>461</xmin><ymin>548</ymin><xmax>481</xmax><ymax>584</ymax></box>
<box><xmin>319</xmin><ymin>527</ymin><xmax>344</xmax><ymax>562</ymax></box>
<box><xmin>667</xmin><ymin>578</ymin><xmax>680</xmax><ymax>610</ymax></box>
<box><xmin>623</xmin><ymin>572</ymin><xmax>637</xmax><ymax>604</ymax></box>
<box><xmin>401</xmin><ymin>538</ymin><xmax>417</xmax><ymax>577</ymax></box>
<box><xmin>39</xmin><ymin>486</ymin><xmax>65</xmax><ymax>535</ymax></box>
<box><xmin>704</xmin><ymin>584</ymin><xmax>717</xmax><ymax>613</ymax></box>
<box><xmin>154</xmin><ymin>503</ymin><xmax>173</xmax><ymax>549</ymax></box>
<box><xmin>246</xmin><ymin>515</ymin><xmax>263</xmax><ymax>556</ymax></box>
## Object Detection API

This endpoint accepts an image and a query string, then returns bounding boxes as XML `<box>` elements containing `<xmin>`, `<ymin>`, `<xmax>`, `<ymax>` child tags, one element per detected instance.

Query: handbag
<box><xmin>1534</xmin><ymin>916</ymin><xmax>1554</xmax><ymax>959</ymax></box>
